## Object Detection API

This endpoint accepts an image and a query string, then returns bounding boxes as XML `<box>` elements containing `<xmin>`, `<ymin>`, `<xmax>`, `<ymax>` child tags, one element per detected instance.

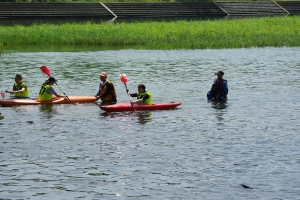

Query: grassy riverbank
<box><xmin>0</xmin><ymin>16</ymin><xmax>299</xmax><ymax>50</ymax></box>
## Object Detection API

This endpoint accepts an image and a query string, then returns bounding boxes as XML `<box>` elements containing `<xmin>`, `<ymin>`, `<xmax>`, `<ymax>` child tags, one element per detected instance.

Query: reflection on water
<box><xmin>209</xmin><ymin>99</ymin><xmax>228</xmax><ymax>110</ymax></box>
<box><xmin>208</xmin><ymin>100</ymin><xmax>228</xmax><ymax>127</ymax></box>
<box><xmin>38</xmin><ymin>105</ymin><xmax>60</xmax><ymax>119</ymax></box>
<box><xmin>101</xmin><ymin>110</ymin><xmax>152</xmax><ymax>124</ymax></box>
<box><xmin>136</xmin><ymin>111</ymin><xmax>152</xmax><ymax>124</ymax></box>
<box><xmin>39</xmin><ymin>104</ymin><xmax>54</xmax><ymax>113</ymax></box>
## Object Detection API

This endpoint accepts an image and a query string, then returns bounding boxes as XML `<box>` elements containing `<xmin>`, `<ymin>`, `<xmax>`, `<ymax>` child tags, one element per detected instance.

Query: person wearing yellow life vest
<box><xmin>127</xmin><ymin>84</ymin><xmax>152</xmax><ymax>105</ymax></box>
<box><xmin>95</xmin><ymin>72</ymin><xmax>117</xmax><ymax>104</ymax></box>
<box><xmin>5</xmin><ymin>74</ymin><xmax>29</xmax><ymax>98</ymax></box>
<box><xmin>38</xmin><ymin>77</ymin><xmax>65</xmax><ymax>101</ymax></box>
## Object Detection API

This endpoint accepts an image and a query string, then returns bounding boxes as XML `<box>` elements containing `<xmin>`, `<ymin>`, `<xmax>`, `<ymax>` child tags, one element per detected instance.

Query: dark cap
<box><xmin>15</xmin><ymin>74</ymin><xmax>22</xmax><ymax>79</ymax></box>
<box><xmin>138</xmin><ymin>84</ymin><xmax>146</xmax><ymax>90</ymax></box>
<box><xmin>48</xmin><ymin>77</ymin><xmax>57</xmax><ymax>82</ymax></box>
<box><xmin>215</xmin><ymin>71</ymin><xmax>224</xmax><ymax>75</ymax></box>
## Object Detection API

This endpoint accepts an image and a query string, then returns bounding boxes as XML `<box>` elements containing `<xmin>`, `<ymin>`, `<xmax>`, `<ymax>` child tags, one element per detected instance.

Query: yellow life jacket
<box><xmin>13</xmin><ymin>82</ymin><xmax>29</xmax><ymax>97</ymax></box>
<box><xmin>38</xmin><ymin>85</ymin><xmax>53</xmax><ymax>101</ymax></box>
<box><xmin>137</xmin><ymin>91</ymin><xmax>152</xmax><ymax>105</ymax></box>
<box><xmin>99</xmin><ymin>80</ymin><xmax>117</xmax><ymax>102</ymax></box>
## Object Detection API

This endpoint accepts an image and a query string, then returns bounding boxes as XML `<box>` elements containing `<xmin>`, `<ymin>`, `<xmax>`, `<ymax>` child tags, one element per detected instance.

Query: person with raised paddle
<box><xmin>95</xmin><ymin>72</ymin><xmax>117</xmax><ymax>105</ymax></box>
<box><xmin>126</xmin><ymin>84</ymin><xmax>152</xmax><ymax>105</ymax></box>
<box><xmin>5</xmin><ymin>74</ymin><xmax>29</xmax><ymax>98</ymax></box>
<box><xmin>40</xmin><ymin>65</ymin><xmax>75</xmax><ymax>104</ymax></box>
<box><xmin>207</xmin><ymin>70</ymin><xmax>228</xmax><ymax>100</ymax></box>
<box><xmin>38</xmin><ymin>77</ymin><xmax>65</xmax><ymax>101</ymax></box>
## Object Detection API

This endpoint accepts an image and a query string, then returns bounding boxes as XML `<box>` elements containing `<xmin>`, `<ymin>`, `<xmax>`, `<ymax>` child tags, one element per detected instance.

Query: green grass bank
<box><xmin>0</xmin><ymin>16</ymin><xmax>299</xmax><ymax>51</ymax></box>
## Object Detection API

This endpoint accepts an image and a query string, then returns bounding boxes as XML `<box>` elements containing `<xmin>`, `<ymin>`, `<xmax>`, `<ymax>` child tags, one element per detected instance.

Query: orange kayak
<box><xmin>0</xmin><ymin>96</ymin><xmax>97</xmax><ymax>107</ymax></box>
<box><xmin>100</xmin><ymin>102</ymin><xmax>182</xmax><ymax>112</ymax></box>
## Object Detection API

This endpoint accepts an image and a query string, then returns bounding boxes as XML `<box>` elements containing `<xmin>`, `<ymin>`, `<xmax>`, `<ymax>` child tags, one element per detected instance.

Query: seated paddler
<box><xmin>5</xmin><ymin>74</ymin><xmax>29</xmax><ymax>98</ymax></box>
<box><xmin>38</xmin><ymin>77</ymin><xmax>65</xmax><ymax>101</ymax></box>
<box><xmin>127</xmin><ymin>84</ymin><xmax>152</xmax><ymax>105</ymax></box>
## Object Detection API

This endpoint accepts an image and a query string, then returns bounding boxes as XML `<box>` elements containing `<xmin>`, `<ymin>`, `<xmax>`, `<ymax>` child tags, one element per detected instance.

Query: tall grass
<box><xmin>0</xmin><ymin>16</ymin><xmax>300</xmax><ymax>50</ymax></box>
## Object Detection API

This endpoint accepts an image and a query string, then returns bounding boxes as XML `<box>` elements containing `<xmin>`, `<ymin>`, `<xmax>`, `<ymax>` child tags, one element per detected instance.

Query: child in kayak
<box><xmin>5</xmin><ymin>74</ymin><xmax>29</xmax><ymax>98</ymax></box>
<box><xmin>127</xmin><ymin>84</ymin><xmax>152</xmax><ymax>105</ymax></box>
<box><xmin>38</xmin><ymin>77</ymin><xmax>65</xmax><ymax>101</ymax></box>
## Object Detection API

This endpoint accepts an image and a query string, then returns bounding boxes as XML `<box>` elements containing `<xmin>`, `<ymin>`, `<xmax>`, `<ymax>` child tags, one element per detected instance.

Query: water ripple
<box><xmin>0</xmin><ymin>47</ymin><xmax>299</xmax><ymax>199</ymax></box>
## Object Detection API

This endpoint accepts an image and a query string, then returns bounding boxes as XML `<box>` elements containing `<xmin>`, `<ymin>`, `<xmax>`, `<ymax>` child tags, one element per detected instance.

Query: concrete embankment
<box><xmin>0</xmin><ymin>1</ymin><xmax>299</xmax><ymax>25</ymax></box>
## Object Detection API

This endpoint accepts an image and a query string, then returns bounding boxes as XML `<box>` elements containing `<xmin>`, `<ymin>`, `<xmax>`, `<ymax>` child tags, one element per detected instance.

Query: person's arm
<box><xmin>222</xmin><ymin>81</ymin><xmax>228</xmax><ymax>96</ymax></box>
<box><xmin>5</xmin><ymin>89</ymin><xmax>15</xmax><ymax>94</ymax></box>
<box><xmin>6</xmin><ymin>84</ymin><xmax>27</xmax><ymax>94</ymax></box>
<box><xmin>134</xmin><ymin>99</ymin><xmax>143</xmax><ymax>104</ymax></box>
<box><xmin>131</xmin><ymin>93</ymin><xmax>137</xmax><ymax>98</ymax></box>
<box><xmin>133</xmin><ymin>94</ymin><xmax>148</xmax><ymax>104</ymax></box>
<box><xmin>126</xmin><ymin>89</ymin><xmax>137</xmax><ymax>97</ymax></box>
<box><xmin>95</xmin><ymin>83</ymin><xmax>102</xmax><ymax>100</ymax></box>
<box><xmin>17</xmin><ymin>84</ymin><xmax>27</xmax><ymax>94</ymax></box>
<box><xmin>53</xmin><ymin>92</ymin><xmax>65</xmax><ymax>98</ymax></box>
<box><xmin>95</xmin><ymin>83</ymin><xmax>101</xmax><ymax>96</ymax></box>
<box><xmin>6</xmin><ymin>88</ymin><xmax>25</xmax><ymax>94</ymax></box>
<box><xmin>47</xmin><ymin>88</ymin><xmax>65</xmax><ymax>98</ymax></box>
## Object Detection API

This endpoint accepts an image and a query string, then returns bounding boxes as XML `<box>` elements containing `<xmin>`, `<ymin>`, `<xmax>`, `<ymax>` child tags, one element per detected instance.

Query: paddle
<box><xmin>1</xmin><ymin>87</ymin><xmax>9</xmax><ymax>99</ymax></box>
<box><xmin>119</xmin><ymin>74</ymin><xmax>135</xmax><ymax>111</ymax></box>
<box><xmin>40</xmin><ymin>65</ymin><xmax>75</xmax><ymax>104</ymax></box>
<box><xmin>0</xmin><ymin>91</ymin><xmax>4</xmax><ymax>99</ymax></box>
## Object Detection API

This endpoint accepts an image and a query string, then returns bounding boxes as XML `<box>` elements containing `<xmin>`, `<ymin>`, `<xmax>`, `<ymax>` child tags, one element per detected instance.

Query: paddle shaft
<box><xmin>124</xmin><ymin>83</ymin><xmax>135</xmax><ymax>111</ymax></box>
<box><xmin>54</xmin><ymin>82</ymin><xmax>73</xmax><ymax>104</ymax></box>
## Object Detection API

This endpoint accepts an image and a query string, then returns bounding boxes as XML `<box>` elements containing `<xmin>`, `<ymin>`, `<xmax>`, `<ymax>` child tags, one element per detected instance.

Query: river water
<box><xmin>0</xmin><ymin>47</ymin><xmax>299</xmax><ymax>199</ymax></box>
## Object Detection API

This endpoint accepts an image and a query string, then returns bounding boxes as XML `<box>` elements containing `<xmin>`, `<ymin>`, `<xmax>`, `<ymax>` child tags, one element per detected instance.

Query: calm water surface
<box><xmin>0</xmin><ymin>47</ymin><xmax>299</xmax><ymax>199</ymax></box>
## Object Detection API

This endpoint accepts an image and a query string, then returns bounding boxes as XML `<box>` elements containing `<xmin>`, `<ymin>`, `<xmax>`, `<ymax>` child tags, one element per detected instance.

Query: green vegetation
<box><xmin>0</xmin><ymin>16</ymin><xmax>299</xmax><ymax>50</ymax></box>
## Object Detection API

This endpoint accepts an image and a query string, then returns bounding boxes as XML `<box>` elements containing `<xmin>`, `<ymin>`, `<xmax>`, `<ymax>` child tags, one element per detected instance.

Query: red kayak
<box><xmin>0</xmin><ymin>96</ymin><xmax>97</xmax><ymax>107</ymax></box>
<box><xmin>100</xmin><ymin>102</ymin><xmax>182</xmax><ymax>112</ymax></box>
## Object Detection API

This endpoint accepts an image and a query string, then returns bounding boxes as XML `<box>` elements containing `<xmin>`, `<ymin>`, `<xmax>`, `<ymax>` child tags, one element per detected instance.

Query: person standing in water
<box><xmin>95</xmin><ymin>72</ymin><xmax>117</xmax><ymax>104</ymax></box>
<box><xmin>207</xmin><ymin>70</ymin><xmax>228</xmax><ymax>100</ymax></box>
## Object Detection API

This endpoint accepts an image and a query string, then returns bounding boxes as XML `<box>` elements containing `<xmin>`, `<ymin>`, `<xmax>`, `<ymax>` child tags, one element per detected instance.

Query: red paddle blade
<box><xmin>0</xmin><ymin>92</ymin><xmax>4</xmax><ymax>99</ymax></box>
<box><xmin>119</xmin><ymin>74</ymin><xmax>128</xmax><ymax>84</ymax></box>
<box><xmin>40</xmin><ymin>65</ymin><xmax>51</xmax><ymax>77</ymax></box>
